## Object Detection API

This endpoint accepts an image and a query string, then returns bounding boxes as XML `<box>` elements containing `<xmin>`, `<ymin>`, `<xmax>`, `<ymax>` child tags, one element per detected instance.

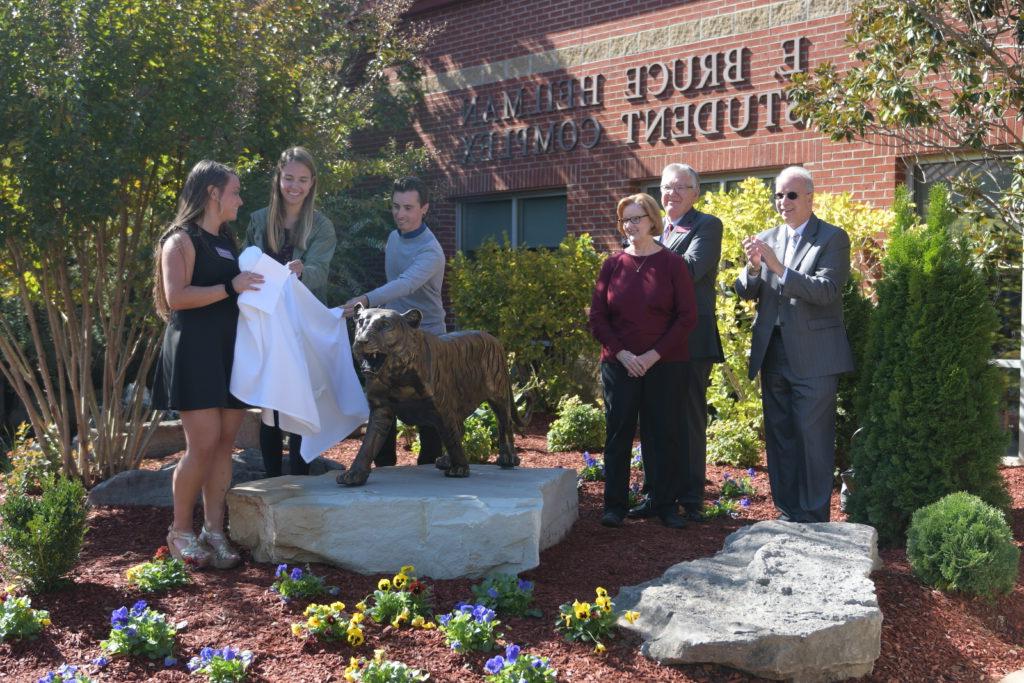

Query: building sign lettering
<box><xmin>457</xmin><ymin>38</ymin><xmax>808</xmax><ymax>164</ymax></box>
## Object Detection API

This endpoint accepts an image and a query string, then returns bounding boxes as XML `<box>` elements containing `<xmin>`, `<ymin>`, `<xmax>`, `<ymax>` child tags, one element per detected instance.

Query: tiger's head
<box><xmin>351</xmin><ymin>305</ymin><xmax>424</xmax><ymax>379</ymax></box>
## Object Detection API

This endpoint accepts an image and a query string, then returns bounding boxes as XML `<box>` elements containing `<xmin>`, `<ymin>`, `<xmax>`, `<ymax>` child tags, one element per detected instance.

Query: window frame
<box><xmin>455</xmin><ymin>189</ymin><xmax>568</xmax><ymax>252</ymax></box>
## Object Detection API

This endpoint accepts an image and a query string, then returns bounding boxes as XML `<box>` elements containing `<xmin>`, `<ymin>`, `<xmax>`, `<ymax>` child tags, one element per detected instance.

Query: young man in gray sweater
<box><xmin>342</xmin><ymin>176</ymin><xmax>447</xmax><ymax>465</ymax></box>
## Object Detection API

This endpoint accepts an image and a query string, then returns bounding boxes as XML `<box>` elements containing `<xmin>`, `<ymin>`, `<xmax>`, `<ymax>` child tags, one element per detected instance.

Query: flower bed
<box><xmin>1</xmin><ymin>414</ymin><xmax>1023</xmax><ymax>681</ymax></box>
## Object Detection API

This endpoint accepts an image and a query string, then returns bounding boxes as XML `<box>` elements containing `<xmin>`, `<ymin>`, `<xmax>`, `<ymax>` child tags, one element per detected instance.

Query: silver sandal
<box><xmin>199</xmin><ymin>525</ymin><xmax>241</xmax><ymax>569</ymax></box>
<box><xmin>166</xmin><ymin>527</ymin><xmax>211</xmax><ymax>569</ymax></box>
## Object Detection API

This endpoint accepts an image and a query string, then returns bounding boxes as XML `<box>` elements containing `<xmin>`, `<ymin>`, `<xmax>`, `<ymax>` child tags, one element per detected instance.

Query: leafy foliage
<box><xmin>0</xmin><ymin>0</ymin><xmax>430</xmax><ymax>481</ymax></box>
<box><xmin>787</xmin><ymin>0</ymin><xmax>1024</xmax><ymax>232</ymax></box>
<box><xmin>449</xmin><ymin>235</ymin><xmax>605</xmax><ymax>408</ymax></box>
<box><xmin>470</xmin><ymin>574</ymin><xmax>539</xmax><ymax>618</ymax></box>
<box><xmin>125</xmin><ymin>546</ymin><xmax>190</xmax><ymax>593</ymax></box>
<box><xmin>100</xmin><ymin>600</ymin><xmax>176</xmax><ymax>660</ymax></box>
<box><xmin>344</xmin><ymin>649</ymin><xmax>430</xmax><ymax>682</ymax></box>
<box><xmin>437</xmin><ymin>603</ymin><xmax>502</xmax><ymax>654</ymax></box>
<box><xmin>187</xmin><ymin>646</ymin><xmax>254</xmax><ymax>683</ymax></box>
<box><xmin>270</xmin><ymin>564</ymin><xmax>337</xmax><ymax>602</ymax></box>
<box><xmin>0</xmin><ymin>591</ymin><xmax>50</xmax><ymax>642</ymax></box>
<box><xmin>546</xmin><ymin>396</ymin><xmax>605</xmax><ymax>453</ymax></box>
<box><xmin>484</xmin><ymin>644</ymin><xmax>557</xmax><ymax>682</ymax></box>
<box><xmin>292</xmin><ymin>601</ymin><xmax>365</xmax><ymax>646</ymax></box>
<box><xmin>365</xmin><ymin>566</ymin><xmax>434</xmax><ymax>628</ymax></box>
<box><xmin>907</xmin><ymin>492</ymin><xmax>1020</xmax><ymax>598</ymax></box>
<box><xmin>697</xmin><ymin>180</ymin><xmax>890</xmax><ymax>467</ymax></box>
<box><xmin>0</xmin><ymin>473</ymin><xmax>87</xmax><ymax>592</ymax></box>
<box><xmin>848</xmin><ymin>185</ymin><xmax>1010</xmax><ymax>545</ymax></box>
<box><xmin>554</xmin><ymin>586</ymin><xmax>637</xmax><ymax>653</ymax></box>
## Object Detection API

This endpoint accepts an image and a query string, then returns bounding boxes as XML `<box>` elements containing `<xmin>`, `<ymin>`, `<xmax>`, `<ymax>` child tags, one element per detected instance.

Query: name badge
<box><xmin>215</xmin><ymin>247</ymin><xmax>235</xmax><ymax>260</ymax></box>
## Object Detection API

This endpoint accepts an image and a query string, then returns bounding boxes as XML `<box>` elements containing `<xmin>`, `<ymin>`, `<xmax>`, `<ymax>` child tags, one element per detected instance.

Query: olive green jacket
<box><xmin>244</xmin><ymin>208</ymin><xmax>337</xmax><ymax>299</ymax></box>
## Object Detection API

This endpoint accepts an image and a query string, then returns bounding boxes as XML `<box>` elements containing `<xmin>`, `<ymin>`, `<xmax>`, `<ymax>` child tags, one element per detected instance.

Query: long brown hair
<box><xmin>265</xmin><ymin>147</ymin><xmax>318</xmax><ymax>253</ymax></box>
<box><xmin>153</xmin><ymin>160</ymin><xmax>238</xmax><ymax>321</ymax></box>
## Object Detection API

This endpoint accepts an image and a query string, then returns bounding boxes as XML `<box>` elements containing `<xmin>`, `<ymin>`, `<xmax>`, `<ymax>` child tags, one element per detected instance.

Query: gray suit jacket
<box><xmin>734</xmin><ymin>214</ymin><xmax>854</xmax><ymax>380</ymax></box>
<box><xmin>663</xmin><ymin>209</ymin><xmax>724</xmax><ymax>363</ymax></box>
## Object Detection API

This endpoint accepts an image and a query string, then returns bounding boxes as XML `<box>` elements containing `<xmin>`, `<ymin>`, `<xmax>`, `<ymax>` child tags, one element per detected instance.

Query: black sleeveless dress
<box><xmin>152</xmin><ymin>227</ymin><xmax>248</xmax><ymax>411</ymax></box>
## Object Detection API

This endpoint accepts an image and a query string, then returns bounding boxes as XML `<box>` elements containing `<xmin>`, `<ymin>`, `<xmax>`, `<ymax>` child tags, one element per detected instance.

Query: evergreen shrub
<box><xmin>449</xmin><ymin>235</ymin><xmax>605</xmax><ymax>409</ymax></box>
<box><xmin>0</xmin><ymin>473</ymin><xmax>87</xmax><ymax>592</ymax></box>
<box><xmin>546</xmin><ymin>396</ymin><xmax>604</xmax><ymax>452</ymax></box>
<box><xmin>698</xmin><ymin>179</ymin><xmax>889</xmax><ymax>467</ymax></box>
<box><xmin>907</xmin><ymin>492</ymin><xmax>1019</xmax><ymax>598</ymax></box>
<box><xmin>848</xmin><ymin>185</ymin><xmax>1010</xmax><ymax>545</ymax></box>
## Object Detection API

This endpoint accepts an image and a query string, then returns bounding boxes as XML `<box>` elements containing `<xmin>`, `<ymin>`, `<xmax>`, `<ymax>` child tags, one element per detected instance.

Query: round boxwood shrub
<box><xmin>546</xmin><ymin>395</ymin><xmax>605</xmax><ymax>453</ymax></box>
<box><xmin>906</xmin><ymin>492</ymin><xmax>1019</xmax><ymax>599</ymax></box>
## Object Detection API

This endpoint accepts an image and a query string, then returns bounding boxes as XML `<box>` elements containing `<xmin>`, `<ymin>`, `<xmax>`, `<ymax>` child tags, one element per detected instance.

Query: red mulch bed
<box><xmin>3</xmin><ymin>415</ymin><xmax>1024</xmax><ymax>682</ymax></box>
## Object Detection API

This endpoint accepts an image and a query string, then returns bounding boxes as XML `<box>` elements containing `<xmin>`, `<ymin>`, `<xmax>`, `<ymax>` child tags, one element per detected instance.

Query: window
<box><xmin>645</xmin><ymin>170</ymin><xmax>779</xmax><ymax>205</ymax></box>
<box><xmin>910</xmin><ymin>157</ymin><xmax>1013</xmax><ymax>215</ymax></box>
<box><xmin>458</xmin><ymin>192</ymin><xmax>567</xmax><ymax>251</ymax></box>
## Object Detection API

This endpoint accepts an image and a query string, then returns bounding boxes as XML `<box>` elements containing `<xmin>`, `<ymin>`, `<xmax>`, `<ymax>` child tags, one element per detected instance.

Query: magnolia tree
<box><xmin>787</xmin><ymin>0</ymin><xmax>1024</xmax><ymax>230</ymax></box>
<box><xmin>0</xmin><ymin>0</ymin><xmax>428</xmax><ymax>482</ymax></box>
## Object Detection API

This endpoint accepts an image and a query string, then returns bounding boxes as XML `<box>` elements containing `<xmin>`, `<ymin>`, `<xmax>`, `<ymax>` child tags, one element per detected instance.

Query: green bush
<box><xmin>907</xmin><ymin>492</ymin><xmax>1019</xmax><ymax>598</ymax></box>
<box><xmin>698</xmin><ymin>179</ymin><xmax>890</xmax><ymax>467</ymax></box>
<box><xmin>411</xmin><ymin>404</ymin><xmax>499</xmax><ymax>464</ymax></box>
<box><xmin>546</xmin><ymin>396</ymin><xmax>604</xmax><ymax>452</ymax></box>
<box><xmin>848</xmin><ymin>185</ymin><xmax>1010</xmax><ymax>545</ymax></box>
<box><xmin>0</xmin><ymin>473</ymin><xmax>87</xmax><ymax>592</ymax></box>
<box><xmin>449</xmin><ymin>235</ymin><xmax>605</xmax><ymax>409</ymax></box>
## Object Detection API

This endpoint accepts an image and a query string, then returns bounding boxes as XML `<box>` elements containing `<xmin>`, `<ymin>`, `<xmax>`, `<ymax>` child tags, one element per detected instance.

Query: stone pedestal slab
<box><xmin>615</xmin><ymin>520</ymin><xmax>883</xmax><ymax>683</ymax></box>
<box><xmin>226</xmin><ymin>465</ymin><xmax>578</xmax><ymax>579</ymax></box>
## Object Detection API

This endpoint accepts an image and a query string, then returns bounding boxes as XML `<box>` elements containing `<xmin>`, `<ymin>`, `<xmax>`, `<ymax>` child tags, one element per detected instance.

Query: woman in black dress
<box><xmin>152</xmin><ymin>160</ymin><xmax>264</xmax><ymax>569</ymax></box>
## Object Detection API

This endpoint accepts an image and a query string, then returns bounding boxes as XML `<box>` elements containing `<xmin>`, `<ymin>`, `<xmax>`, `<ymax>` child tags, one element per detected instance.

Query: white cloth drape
<box><xmin>230</xmin><ymin>247</ymin><xmax>369</xmax><ymax>463</ymax></box>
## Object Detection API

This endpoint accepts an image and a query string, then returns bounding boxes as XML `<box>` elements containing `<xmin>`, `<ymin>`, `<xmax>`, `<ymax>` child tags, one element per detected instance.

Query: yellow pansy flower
<box><xmin>400</xmin><ymin>565</ymin><xmax>415</xmax><ymax>575</ymax></box>
<box><xmin>561</xmin><ymin>613</ymin><xmax>572</xmax><ymax>626</ymax></box>
<box><xmin>356</xmin><ymin>601</ymin><xmax>367</xmax><ymax>612</ymax></box>
<box><xmin>377</xmin><ymin>578</ymin><xmax>391</xmax><ymax>591</ymax></box>
<box><xmin>624</xmin><ymin>610</ymin><xmax>640</xmax><ymax>624</ymax></box>
<box><xmin>291</xmin><ymin>623</ymin><xmax>303</xmax><ymax>637</ymax></box>
<box><xmin>574</xmin><ymin>601</ymin><xmax>591</xmax><ymax>619</ymax></box>
<box><xmin>411</xmin><ymin>615</ymin><xmax>425</xmax><ymax>628</ymax></box>
<box><xmin>422</xmin><ymin>621</ymin><xmax>436</xmax><ymax>630</ymax></box>
<box><xmin>351</xmin><ymin>612</ymin><xmax>365</xmax><ymax>624</ymax></box>
<box><xmin>392</xmin><ymin>573</ymin><xmax>408</xmax><ymax>589</ymax></box>
<box><xmin>40</xmin><ymin>617</ymin><xmax>51</xmax><ymax>627</ymax></box>
<box><xmin>347</xmin><ymin>629</ymin><xmax>364</xmax><ymax>646</ymax></box>
<box><xmin>595</xmin><ymin>587</ymin><xmax>608</xmax><ymax>598</ymax></box>
<box><xmin>596</xmin><ymin>596</ymin><xmax>611</xmax><ymax>611</ymax></box>
<box><xmin>331</xmin><ymin>601</ymin><xmax>346</xmax><ymax>612</ymax></box>
<box><xmin>594</xmin><ymin>643</ymin><xmax>606</xmax><ymax>653</ymax></box>
<box><xmin>304</xmin><ymin>605</ymin><xmax>316</xmax><ymax>616</ymax></box>
<box><xmin>308</xmin><ymin>616</ymin><xmax>322</xmax><ymax>629</ymax></box>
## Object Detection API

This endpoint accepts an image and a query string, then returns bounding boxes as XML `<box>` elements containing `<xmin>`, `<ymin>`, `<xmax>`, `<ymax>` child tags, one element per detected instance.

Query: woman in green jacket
<box><xmin>244</xmin><ymin>146</ymin><xmax>337</xmax><ymax>476</ymax></box>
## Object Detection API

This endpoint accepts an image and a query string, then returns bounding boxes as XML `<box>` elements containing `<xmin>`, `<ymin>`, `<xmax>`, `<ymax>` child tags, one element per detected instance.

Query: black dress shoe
<box><xmin>683</xmin><ymin>506</ymin><xmax>706</xmax><ymax>523</ymax></box>
<box><xmin>627</xmin><ymin>499</ymin><xmax>656</xmax><ymax>519</ymax></box>
<box><xmin>659</xmin><ymin>511</ymin><xmax>687</xmax><ymax>529</ymax></box>
<box><xmin>600</xmin><ymin>511</ymin><xmax>625</xmax><ymax>528</ymax></box>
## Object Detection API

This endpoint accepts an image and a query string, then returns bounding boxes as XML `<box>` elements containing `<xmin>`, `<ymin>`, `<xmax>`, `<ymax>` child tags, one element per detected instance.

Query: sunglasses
<box><xmin>774</xmin><ymin>191</ymin><xmax>801</xmax><ymax>201</ymax></box>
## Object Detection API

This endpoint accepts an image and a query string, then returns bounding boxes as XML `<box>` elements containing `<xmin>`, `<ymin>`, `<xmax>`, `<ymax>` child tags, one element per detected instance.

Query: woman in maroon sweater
<box><xmin>589</xmin><ymin>193</ymin><xmax>697</xmax><ymax>528</ymax></box>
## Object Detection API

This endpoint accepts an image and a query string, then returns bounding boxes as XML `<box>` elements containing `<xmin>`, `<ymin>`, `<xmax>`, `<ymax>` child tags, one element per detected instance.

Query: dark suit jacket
<box><xmin>734</xmin><ymin>214</ymin><xmax>854</xmax><ymax>380</ymax></box>
<box><xmin>662</xmin><ymin>208</ymin><xmax>724</xmax><ymax>363</ymax></box>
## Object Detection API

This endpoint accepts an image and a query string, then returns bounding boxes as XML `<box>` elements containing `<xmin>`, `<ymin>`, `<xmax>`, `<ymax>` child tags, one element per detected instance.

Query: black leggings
<box><xmin>260</xmin><ymin>412</ymin><xmax>309</xmax><ymax>477</ymax></box>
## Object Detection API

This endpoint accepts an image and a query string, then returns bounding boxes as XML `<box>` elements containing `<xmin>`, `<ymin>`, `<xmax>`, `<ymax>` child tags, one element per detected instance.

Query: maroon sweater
<box><xmin>589</xmin><ymin>248</ymin><xmax>697</xmax><ymax>364</ymax></box>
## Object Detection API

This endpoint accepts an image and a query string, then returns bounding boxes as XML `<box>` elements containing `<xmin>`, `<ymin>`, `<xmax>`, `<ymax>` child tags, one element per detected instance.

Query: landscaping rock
<box><xmin>226</xmin><ymin>465</ymin><xmax>578</xmax><ymax>579</ymax></box>
<box><xmin>87</xmin><ymin>448</ymin><xmax>343</xmax><ymax>507</ymax></box>
<box><xmin>615</xmin><ymin>520</ymin><xmax>883</xmax><ymax>683</ymax></box>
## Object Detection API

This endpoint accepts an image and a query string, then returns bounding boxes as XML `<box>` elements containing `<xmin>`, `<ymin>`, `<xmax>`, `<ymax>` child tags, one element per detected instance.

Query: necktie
<box><xmin>784</xmin><ymin>231</ymin><xmax>799</xmax><ymax>268</ymax></box>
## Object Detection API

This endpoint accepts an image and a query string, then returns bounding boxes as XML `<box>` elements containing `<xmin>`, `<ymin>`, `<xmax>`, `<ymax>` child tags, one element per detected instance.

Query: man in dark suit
<box><xmin>735</xmin><ymin>166</ymin><xmax>853</xmax><ymax>523</ymax></box>
<box><xmin>629</xmin><ymin>163</ymin><xmax>723</xmax><ymax>522</ymax></box>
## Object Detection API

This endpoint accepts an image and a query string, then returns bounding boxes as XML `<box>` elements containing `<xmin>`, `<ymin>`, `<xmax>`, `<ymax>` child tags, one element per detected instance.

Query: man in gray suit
<box><xmin>629</xmin><ymin>163</ymin><xmax>724</xmax><ymax>522</ymax></box>
<box><xmin>735</xmin><ymin>166</ymin><xmax>853</xmax><ymax>523</ymax></box>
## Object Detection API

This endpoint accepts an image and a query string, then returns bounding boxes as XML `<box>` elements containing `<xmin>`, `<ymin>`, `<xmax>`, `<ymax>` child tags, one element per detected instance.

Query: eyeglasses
<box><xmin>621</xmin><ymin>215</ymin><xmax>648</xmax><ymax>226</ymax></box>
<box><xmin>774</xmin><ymin>191</ymin><xmax>802</xmax><ymax>201</ymax></box>
<box><xmin>661</xmin><ymin>184</ymin><xmax>695</xmax><ymax>193</ymax></box>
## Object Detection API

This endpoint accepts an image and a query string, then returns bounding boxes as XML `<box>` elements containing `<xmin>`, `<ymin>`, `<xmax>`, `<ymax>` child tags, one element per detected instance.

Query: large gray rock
<box><xmin>226</xmin><ymin>465</ymin><xmax>578</xmax><ymax>579</ymax></box>
<box><xmin>616</xmin><ymin>521</ymin><xmax>883</xmax><ymax>683</ymax></box>
<box><xmin>86</xmin><ymin>449</ymin><xmax>343</xmax><ymax>507</ymax></box>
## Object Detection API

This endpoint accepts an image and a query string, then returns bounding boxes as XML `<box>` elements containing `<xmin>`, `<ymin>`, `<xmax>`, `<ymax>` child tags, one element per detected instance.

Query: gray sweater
<box><xmin>365</xmin><ymin>225</ymin><xmax>447</xmax><ymax>335</ymax></box>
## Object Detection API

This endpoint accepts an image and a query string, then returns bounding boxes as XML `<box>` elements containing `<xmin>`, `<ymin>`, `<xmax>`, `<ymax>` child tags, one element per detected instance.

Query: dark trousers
<box><xmin>677</xmin><ymin>358</ymin><xmax>713</xmax><ymax>508</ymax></box>
<box><xmin>260</xmin><ymin>412</ymin><xmax>309</xmax><ymax>477</ymax></box>
<box><xmin>601</xmin><ymin>360</ymin><xmax>688</xmax><ymax>517</ymax></box>
<box><xmin>761</xmin><ymin>329</ymin><xmax>839</xmax><ymax>522</ymax></box>
<box><xmin>373</xmin><ymin>418</ymin><xmax>444</xmax><ymax>466</ymax></box>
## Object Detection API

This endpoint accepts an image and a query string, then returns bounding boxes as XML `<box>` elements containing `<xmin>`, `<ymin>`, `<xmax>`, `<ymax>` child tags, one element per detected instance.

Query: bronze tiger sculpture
<box><xmin>338</xmin><ymin>305</ymin><xmax>522</xmax><ymax>486</ymax></box>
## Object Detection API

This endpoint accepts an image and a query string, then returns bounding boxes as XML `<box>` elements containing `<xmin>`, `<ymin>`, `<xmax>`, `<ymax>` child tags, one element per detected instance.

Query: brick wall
<box><xmin>408</xmin><ymin>0</ymin><xmax>902</xmax><ymax>254</ymax></box>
